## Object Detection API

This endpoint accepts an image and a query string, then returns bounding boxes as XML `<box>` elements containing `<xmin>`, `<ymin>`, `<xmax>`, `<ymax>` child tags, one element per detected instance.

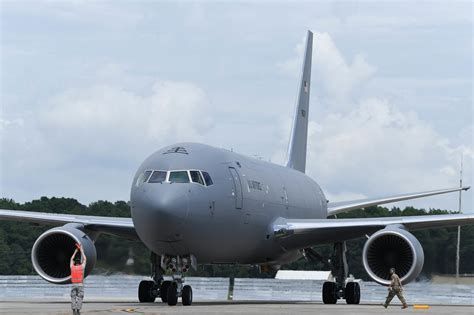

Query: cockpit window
<box><xmin>202</xmin><ymin>171</ymin><xmax>213</xmax><ymax>186</ymax></box>
<box><xmin>136</xmin><ymin>170</ymin><xmax>152</xmax><ymax>187</ymax></box>
<box><xmin>148</xmin><ymin>171</ymin><xmax>167</xmax><ymax>183</ymax></box>
<box><xmin>190</xmin><ymin>170</ymin><xmax>205</xmax><ymax>185</ymax></box>
<box><xmin>169</xmin><ymin>171</ymin><xmax>190</xmax><ymax>183</ymax></box>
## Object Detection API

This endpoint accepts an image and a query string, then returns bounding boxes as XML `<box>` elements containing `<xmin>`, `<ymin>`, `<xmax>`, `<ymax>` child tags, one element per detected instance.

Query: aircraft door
<box><xmin>228</xmin><ymin>167</ymin><xmax>243</xmax><ymax>209</ymax></box>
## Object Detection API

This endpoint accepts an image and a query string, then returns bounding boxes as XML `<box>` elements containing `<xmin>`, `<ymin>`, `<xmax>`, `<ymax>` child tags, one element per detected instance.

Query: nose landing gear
<box><xmin>138</xmin><ymin>253</ymin><xmax>196</xmax><ymax>306</ymax></box>
<box><xmin>160</xmin><ymin>254</ymin><xmax>196</xmax><ymax>306</ymax></box>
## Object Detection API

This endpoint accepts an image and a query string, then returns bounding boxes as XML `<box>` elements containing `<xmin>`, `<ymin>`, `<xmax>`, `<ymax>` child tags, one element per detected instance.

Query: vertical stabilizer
<box><xmin>286</xmin><ymin>31</ymin><xmax>313</xmax><ymax>173</ymax></box>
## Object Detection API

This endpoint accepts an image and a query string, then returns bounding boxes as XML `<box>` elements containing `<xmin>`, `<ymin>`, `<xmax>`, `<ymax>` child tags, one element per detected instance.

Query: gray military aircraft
<box><xmin>1</xmin><ymin>31</ymin><xmax>473</xmax><ymax>306</ymax></box>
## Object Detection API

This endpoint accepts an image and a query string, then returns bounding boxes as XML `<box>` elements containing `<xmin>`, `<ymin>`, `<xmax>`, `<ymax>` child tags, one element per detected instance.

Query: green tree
<box><xmin>1</xmin><ymin>197</ymin><xmax>473</xmax><ymax>278</ymax></box>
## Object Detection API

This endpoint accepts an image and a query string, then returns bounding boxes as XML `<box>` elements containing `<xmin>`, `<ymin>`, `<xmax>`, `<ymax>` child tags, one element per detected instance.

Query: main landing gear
<box><xmin>138</xmin><ymin>253</ymin><xmax>196</xmax><ymax>306</ymax></box>
<box><xmin>304</xmin><ymin>242</ymin><xmax>360</xmax><ymax>305</ymax></box>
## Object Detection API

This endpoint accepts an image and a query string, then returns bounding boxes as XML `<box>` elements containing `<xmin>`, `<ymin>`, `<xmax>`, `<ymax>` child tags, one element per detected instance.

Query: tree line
<box><xmin>0</xmin><ymin>197</ymin><xmax>472</xmax><ymax>279</ymax></box>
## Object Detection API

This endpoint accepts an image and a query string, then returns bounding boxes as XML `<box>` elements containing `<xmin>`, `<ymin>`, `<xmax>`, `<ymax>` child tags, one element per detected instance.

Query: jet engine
<box><xmin>31</xmin><ymin>224</ymin><xmax>97</xmax><ymax>284</ymax></box>
<box><xmin>362</xmin><ymin>226</ymin><xmax>424</xmax><ymax>285</ymax></box>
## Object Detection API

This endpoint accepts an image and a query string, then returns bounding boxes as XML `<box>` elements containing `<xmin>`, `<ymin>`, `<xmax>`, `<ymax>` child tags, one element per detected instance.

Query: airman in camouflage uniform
<box><xmin>70</xmin><ymin>243</ymin><xmax>87</xmax><ymax>315</ymax></box>
<box><xmin>383</xmin><ymin>268</ymin><xmax>408</xmax><ymax>309</ymax></box>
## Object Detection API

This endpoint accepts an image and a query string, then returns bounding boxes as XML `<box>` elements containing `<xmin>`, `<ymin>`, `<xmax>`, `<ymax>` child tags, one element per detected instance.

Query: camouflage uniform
<box><xmin>71</xmin><ymin>284</ymin><xmax>84</xmax><ymax>315</ymax></box>
<box><xmin>384</xmin><ymin>272</ymin><xmax>407</xmax><ymax>308</ymax></box>
<box><xmin>70</xmin><ymin>246</ymin><xmax>87</xmax><ymax>315</ymax></box>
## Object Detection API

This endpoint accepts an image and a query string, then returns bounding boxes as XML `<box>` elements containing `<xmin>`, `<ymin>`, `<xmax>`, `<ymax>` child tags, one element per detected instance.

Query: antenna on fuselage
<box><xmin>286</xmin><ymin>30</ymin><xmax>313</xmax><ymax>173</ymax></box>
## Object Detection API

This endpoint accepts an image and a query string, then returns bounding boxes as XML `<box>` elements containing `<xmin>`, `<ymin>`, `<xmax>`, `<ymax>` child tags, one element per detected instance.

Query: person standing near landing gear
<box><xmin>383</xmin><ymin>267</ymin><xmax>408</xmax><ymax>309</ymax></box>
<box><xmin>70</xmin><ymin>243</ymin><xmax>87</xmax><ymax>315</ymax></box>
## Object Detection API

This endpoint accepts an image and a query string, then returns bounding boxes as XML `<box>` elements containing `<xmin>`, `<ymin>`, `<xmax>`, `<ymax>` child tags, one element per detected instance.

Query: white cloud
<box><xmin>1</xmin><ymin>80</ymin><xmax>216</xmax><ymax>202</ymax></box>
<box><xmin>4</xmin><ymin>1</ymin><xmax>144</xmax><ymax>30</ymax></box>
<box><xmin>0</xmin><ymin>118</ymin><xmax>24</xmax><ymax>130</ymax></box>
<box><xmin>38</xmin><ymin>81</ymin><xmax>215</xmax><ymax>160</ymax></box>
<box><xmin>278</xmin><ymin>32</ymin><xmax>376</xmax><ymax>102</ymax></box>
<box><xmin>1</xmin><ymin>2</ymin><xmax>471</xmax><ymax>211</ymax></box>
<box><xmin>307</xmin><ymin>98</ymin><xmax>471</xmax><ymax>194</ymax></box>
<box><xmin>325</xmin><ymin>191</ymin><xmax>367</xmax><ymax>204</ymax></box>
<box><xmin>275</xmin><ymin>32</ymin><xmax>472</xmax><ymax>211</ymax></box>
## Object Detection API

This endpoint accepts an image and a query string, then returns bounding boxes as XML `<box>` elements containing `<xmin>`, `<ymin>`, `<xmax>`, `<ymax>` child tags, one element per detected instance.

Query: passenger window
<box><xmin>148</xmin><ymin>171</ymin><xmax>167</xmax><ymax>183</ymax></box>
<box><xmin>202</xmin><ymin>171</ymin><xmax>213</xmax><ymax>186</ymax></box>
<box><xmin>169</xmin><ymin>171</ymin><xmax>190</xmax><ymax>183</ymax></box>
<box><xmin>135</xmin><ymin>170</ymin><xmax>152</xmax><ymax>187</ymax></box>
<box><xmin>190</xmin><ymin>171</ymin><xmax>205</xmax><ymax>185</ymax></box>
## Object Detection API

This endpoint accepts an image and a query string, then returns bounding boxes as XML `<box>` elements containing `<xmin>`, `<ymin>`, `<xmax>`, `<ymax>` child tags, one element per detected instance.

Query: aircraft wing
<box><xmin>327</xmin><ymin>186</ymin><xmax>470</xmax><ymax>216</ymax></box>
<box><xmin>0</xmin><ymin>209</ymin><xmax>137</xmax><ymax>239</ymax></box>
<box><xmin>273</xmin><ymin>213</ymin><xmax>474</xmax><ymax>250</ymax></box>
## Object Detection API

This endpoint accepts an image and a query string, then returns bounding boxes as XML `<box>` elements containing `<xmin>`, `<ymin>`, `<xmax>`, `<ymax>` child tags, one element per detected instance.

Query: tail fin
<box><xmin>286</xmin><ymin>30</ymin><xmax>313</xmax><ymax>173</ymax></box>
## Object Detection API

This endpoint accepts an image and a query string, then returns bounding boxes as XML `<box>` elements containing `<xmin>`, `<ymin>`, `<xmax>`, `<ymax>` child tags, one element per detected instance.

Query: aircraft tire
<box><xmin>138</xmin><ymin>280</ymin><xmax>156</xmax><ymax>303</ymax></box>
<box><xmin>182</xmin><ymin>285</ymin><xmax>193</xmax><ymax>306</ymax></box>
<box><xmin>160</xmin><ymin>281</ymin><xmax>171</xmax><ymax>303</ymax></box>
<box><xmin>345</xmin><ymin>282</ymin><xmax>360</xmax><ymax>304</ymax></box>
<box><xmin>167</xmin><ymin>282</ymin><xmax>178</xmax><ymax>306</ymax></box>
<box><xmin>322</xmin><ymin>281</ymin><xmax>337</xmax><ymax>304</ymax></box>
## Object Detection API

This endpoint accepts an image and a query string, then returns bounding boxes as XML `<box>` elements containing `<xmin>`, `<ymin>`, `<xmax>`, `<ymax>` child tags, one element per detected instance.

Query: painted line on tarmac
<box><xmin>414</xmin><ymin>305</ymin><xmax>430</xmax><ymax>309</ymax></box>
<box><xmin>112</xmin><ymin>308</ymin><xmax>146</xmax><ymax>313</ymax></box>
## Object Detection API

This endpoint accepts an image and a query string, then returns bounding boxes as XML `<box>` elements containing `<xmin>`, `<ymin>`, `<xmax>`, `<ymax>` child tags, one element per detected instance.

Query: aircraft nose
<box><xmin>131</xmin><ymin>184</ymin><xmax>190</xmax><ymax>244</ymax></box>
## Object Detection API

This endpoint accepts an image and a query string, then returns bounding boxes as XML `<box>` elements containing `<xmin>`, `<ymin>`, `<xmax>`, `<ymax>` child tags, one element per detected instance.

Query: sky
<box><xmin>0</xmin><ymin>1</ymin><xmax>472</xmax><ymax>213</ymax></box>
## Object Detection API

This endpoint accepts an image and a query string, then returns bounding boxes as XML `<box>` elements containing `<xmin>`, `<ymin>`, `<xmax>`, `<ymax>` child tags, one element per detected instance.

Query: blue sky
<box><xmin>1</xmin><ymin>1</ymin><xmax>472</xmax><ymax>212</ymax></box>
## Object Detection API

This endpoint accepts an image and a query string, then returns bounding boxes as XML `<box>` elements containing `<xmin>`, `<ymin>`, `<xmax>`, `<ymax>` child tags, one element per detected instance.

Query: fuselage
<box><xmin>130</xmin><ymin>142</ymin><xmax>327</xmax><ymax>265</ymax></box>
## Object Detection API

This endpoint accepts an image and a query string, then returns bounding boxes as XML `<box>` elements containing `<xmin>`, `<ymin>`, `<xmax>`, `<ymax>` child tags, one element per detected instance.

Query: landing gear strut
<box><xmin>138</xmin><ymin>252</ymin><xmax>163</xmax><ymax>303</ymax></box>
<box><xmin>304</xmin><ymin>242</ymin><xmax>360</xmax><ymax>305</ymax></box>
<box><xmin>161</xmin><ymin>254</ymin><xmax>195</xmax><ymax>306</ymax></box>
<box><xmin>138</xmin><ymin>253</ymin><xmax>196</xmax><ymax>306</ymax></box>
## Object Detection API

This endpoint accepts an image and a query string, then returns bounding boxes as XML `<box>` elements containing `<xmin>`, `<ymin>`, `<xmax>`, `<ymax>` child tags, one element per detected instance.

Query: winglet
<box><xmin>286</xmin><ymin>31</ymin><xmax>313</xmax><ymax>173</ymax></box>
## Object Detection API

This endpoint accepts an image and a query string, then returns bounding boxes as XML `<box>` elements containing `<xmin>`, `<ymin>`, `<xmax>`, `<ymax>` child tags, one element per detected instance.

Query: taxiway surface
<box><xmin>1</xmin><ymin>301</ymin><xmax>472</xmax><ymax>315</ymax></box>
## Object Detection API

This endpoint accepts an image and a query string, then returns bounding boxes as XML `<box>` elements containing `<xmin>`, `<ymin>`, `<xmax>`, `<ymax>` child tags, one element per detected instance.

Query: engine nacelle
<box><xmin>31</xmin><ymin>224</ymin><xmax>97</xmax><ymax>284</ymax></box>
<box><xmin>362</xmin><ymin>226</ymin><xmax>424</xmax><ymax>285</ymax></box>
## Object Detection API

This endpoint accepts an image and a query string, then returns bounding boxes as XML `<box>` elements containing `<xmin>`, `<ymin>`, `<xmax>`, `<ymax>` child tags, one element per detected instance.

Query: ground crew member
<box><xmin>70</xmin><ymin>243</ymin><xmax>87</xmax><ymax>315</ymax></box>
<box><xmin>383</xmin><ymin>267</ymin><xmax>408</xmax><ymax>309</ymax></box>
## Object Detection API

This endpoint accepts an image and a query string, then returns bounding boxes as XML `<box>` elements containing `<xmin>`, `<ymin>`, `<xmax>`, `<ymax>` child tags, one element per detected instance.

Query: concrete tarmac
<box><xmin>0</xmin><ymin>301</ymin><xmax>472</xmax><ymax>315</ymax></box>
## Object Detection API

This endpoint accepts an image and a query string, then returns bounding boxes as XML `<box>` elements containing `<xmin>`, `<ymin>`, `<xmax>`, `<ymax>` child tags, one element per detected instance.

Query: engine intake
<box><xmin>362</xmin><ymin>226</ymin><xmax>424</xmax><ymax>285</ymax></box>
<box><xmin>31</xmin><ymin>224</ymin><xmax>97</xmax><ymax>284</ymax></box>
